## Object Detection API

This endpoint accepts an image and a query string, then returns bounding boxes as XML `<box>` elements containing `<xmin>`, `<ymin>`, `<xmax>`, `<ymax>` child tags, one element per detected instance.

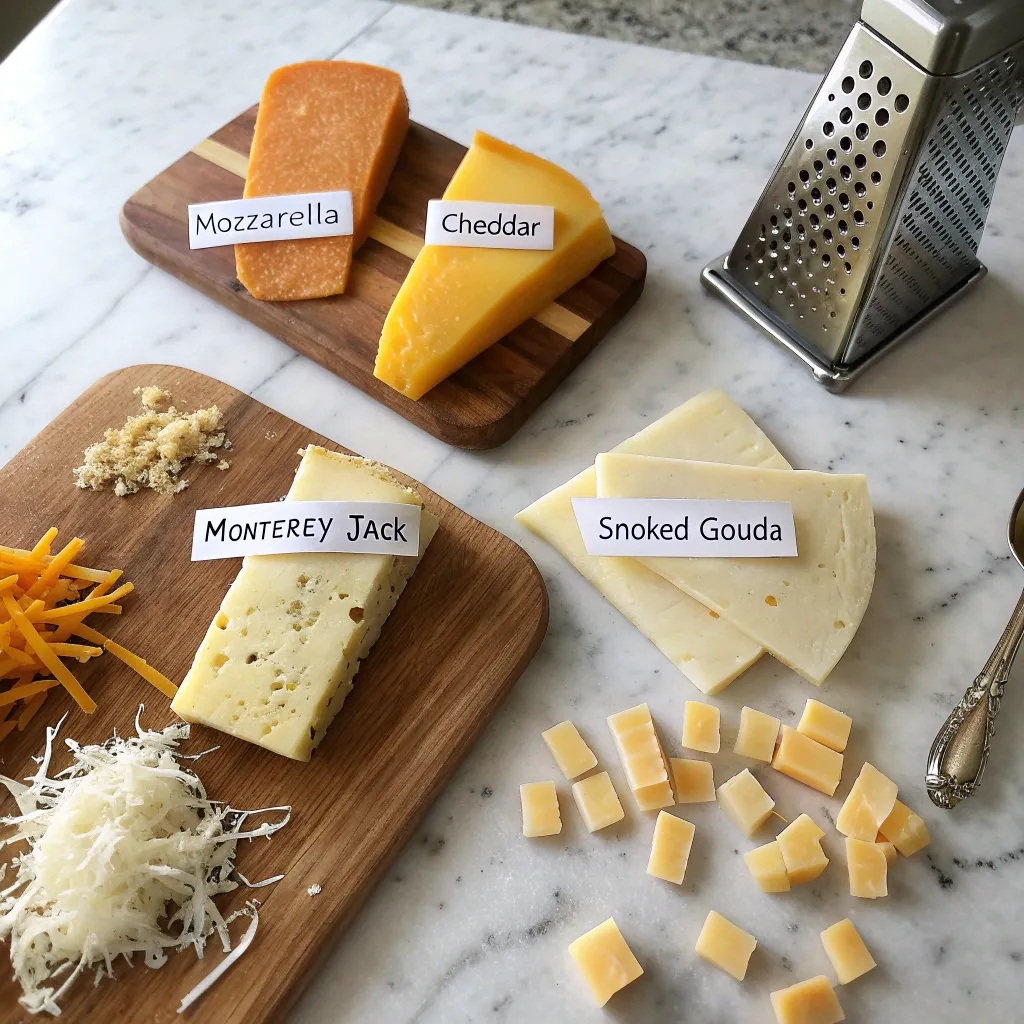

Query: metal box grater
<box><xmin>702</xmin><ymin>0</ymin><xmax>1024</xmax><ymax>391</ymax></box>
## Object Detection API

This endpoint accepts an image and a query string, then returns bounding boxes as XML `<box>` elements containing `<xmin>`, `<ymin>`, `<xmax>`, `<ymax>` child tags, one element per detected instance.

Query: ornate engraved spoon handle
<box><xmin>927</xmin><ymin>589</ymin><xmax>1024</xmax><ymax>808</ymax></box>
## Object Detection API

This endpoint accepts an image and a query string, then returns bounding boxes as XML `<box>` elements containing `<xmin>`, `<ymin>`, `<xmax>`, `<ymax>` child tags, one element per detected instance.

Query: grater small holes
<box><xmin>838</xmin><ymin>219</ymin><xmax>849</xmax><ymax>234</ymax></box>
<box><xmin>839</xmin><ymin>192</ymin><xmax>850</xmax><ymax>209</ymax></box>
<box><xmin>855</xmin><ymin>181</ymin><xmax>867</xmax><ymax>197</ymax></box>
<box><xmin>799</xmin><ymin>169</ymin><xmax>810</xmax><ymax>184</ymax></box>
<box><xmin>877</xmin><ymin>76</ymin><xmax>892</xmax><ymax>96</ymax></box>
<box><xmin>856</xmin><ymin>123</ymin><xmax>869</xmax><ymax>140</ymax></box>
<box><xmin>770</xmin><ymin>214</ymin><xmax>778</xmax><ymax>229</ymax></box>
<box><xmin>857</xmin><ymin>92</ymin><xmax>871</xmax><ymax>110</ymax></box>
<box><xmin>828</xmin><ymin>93</ymin><xmax>835</xmax><ymax>101</ymax></box>
<box><xmin>836</xmin><ymin>244</ymin><xmax>846</xmax><ymax>257</ymax></box>
<box><xmin>823</xmin><ymin>228</ymin><xmax>833</xmax><ymax>244</ymax></box>
<box><xmin>851</xmin><ymin>236</ymin><xmax>860</xmax><ymax>248</ymax></box>
<box><xmin>840</xmin><ymin>136</ymin><xmax>853</xmax><ymax>152</ymax></box>
<box><xmin>866</xmin><ymin>200</ymin><xmax>873</xmax><ymax>210</ymax></box>
<box><xmin>827</xmin><ymin>148</ymin><xmax>838</xmax><ymax>164</ymax></box>
<box><xmin>811</xmin><ymin>187</ymin><xmax>822</xmax><ymax>204</ymax></box>
<box><xmin>830</xmin><ymin>310</ymin><xmax>837</xmax><ymax>319</ymax></box>
<box><xmin>805</xmin><ymin>138</ymin><xmax>814</xmax><ymax>150</ymax></box>
<box><xmin>844</xmin><ymin>262</ymin><xmax>852</xmax><ymax>274</ymax></box>
<box><xmin>840</xmin><ymin>287</ymin><xmax>846</xmax><ymax>295</ymax></box>
<box><xmin>840</xmin><ymin>107</ymin><xmax>853</xmax><ymax>124</ymax></box>
<box><xmin>798</xmin><ymin>199</ymin><xmax>807</xmax><ymax>213</ymax></box>
<box><xmin>894</xmin><ymin>93</ymin><xmax>909</xmax><ymax>112</ymax></box>
<box><xmin>853</xmin><ymin>210</ymin><xmax>865</xmax><ymax>225</ymax></box>
<box><xmin>809</xmin><ymin>240</ymin><xmax>818</xmax><ymax>254</ymax></box>
<box><xmin>782</xmin><ymin>228</ymin><xmax>791</xmax><ymax>243</ymax></box>
<box><xmin>823</xmin><ymin>120</ymin><xmax>835</xmax><ymax>137</ymax></box>
<box><xmin>797</xmin><ymin>223</ymin><xmax>806</xmax><ymax>238</ymax></box>
<box><xmin>872</xmin><ymin>140</ymin><xmax>886</xmax><ymax>158</ymax></box>
<box><xmin>840</xmin><ymin>164</ymin><xmax>852</xmax><ymax>181</ymax></box>
<box><xmin>809</xmin><ymin>214</ymin><xmax>820</xmax><ymax>229</ymax></box>
<box><xmin>870</xmin><ymin>170</ymin><xmax>881</xmax><ymax>185</ymax></box>
<box><xmin>842</xmin><ymin>76</ymin><xmax>855</xmax><ymax>93</ymax></box>
<box><xmin>813</xmin><ymin>159</ymin><xmax>824</xmax><ymax>176</ymax></box>
<box><xmin>875</xmin><ymin>108</ymin><xmax>889</xmax><ymax>126</ymax></box>
<box><xmin>824</xmin><ymin>204</ymin><xmax>835</xmax><ymax>219</ymax></box>
<box><xmin>859</xmin><ymin>60</ymin><xmax>873</xmax><ymax>79</ymax></box>
<box><xmin>854</xmin><ymin>153</ymin><xmax>867</xmax><ymax>170</ymax></box>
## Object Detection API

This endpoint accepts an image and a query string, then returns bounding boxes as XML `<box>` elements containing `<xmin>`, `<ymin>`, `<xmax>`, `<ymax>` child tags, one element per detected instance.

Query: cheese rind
<box><xmin>542</xmin><ymin>720</ymin><xmax>598</xmax><ymax>779</ymax></box>
<box><xmin>770</xmin><ymin>975</ymin><xmax>845</xmax><ymax>1024</ymax></box>
<box><xmin>797</xmin><ymin>699</ymin><xmax>852</xmax><ymax>753</ymax></box>
<box><xmin>777</xmin><ymin>813</ymin><xmax>829</xmax><ymax>885</ymax></box>
<box><xmin>772</xmin><ymin>726</ymin><xmax>844</xmax><ymax>796</ymax></box>
<box><xmin>171</xmin><ymin>447</ymin><xmax>435</xmax><ymax>761</ymax></box>
<box><xmin>695</xmin><ymin>910</ymin><xmax>757</xmax><ymax>981</ymax></box>
<box><xmin>568</xmin><ymin>917</ymin><xmax>643</xmax><ymax>1007</ymax></box>
<box><xmin>836</xmin><ymin>763</ymin><xmax>898</xmax><ymax>842</ymax></box>
<box><xmin>717</xmin><ymin>769</ymin><xmax>775</xmax><ymax>837</ymax></box>
<box><xmin>572</xmin><ymin>771</ymin><xmax>625</xmax><ymax>832</ymax></box>
<box><xmin>846</xmin><ymin>837</ymin><xmax>888</xmax><ymax>898</ymax></box>
<box><xmin>682</xmin><ymin>700</ymin><xmax>721</xmax><ymax>754</ymax></box>
<box><xmin>820</xmin><ymin>919</ymin><xmax>876</xmax><ymax>984</ymax></box>
<box><xmin>878</xmin><ymin>799</ymin><xmax>931</xmax><ymax>856</ymax></box>
<box><xmin>237</xmin><ymin>62</ymin><xmax>409</xmax><ymax>300</ymax></box>
<box><xmin>745</xmin><ymin>841</ymin><xmax>791</xmax><ymax>893</ymax></box>
<box><xmin>646</xmin><ymin>811</ymin><xmax>696</xmax><ymax>883</ymax></box>
<box><xmin>375</xmin><ymin>131</ymin><xmax>615</xmax><ymax>399</ymax></box>
<box><xmin>671</xmin><ymin>757</ymin><xmax>716</xmax><ymax>803</ymax></box>
<box><xmin>734</xmin><ymin>706</ymin><xmax>781</xmax><ymax>761</ymax></box>
<box><xmin>515</xmin><ymin>390</ymin><xmax>790</xmax><ymax>695</ymax></box>
<box><xmin>594</xmin><ymin>456</ymin><xmax>876</xmax><ymax>685</ymax></box>
<box><xmin>521</xmin><ymin>781</ymin><xmax>561</xmax><ymax>837</ymax></box>
<box><xmin>608</xmin><ymin>703</ymin><xmax>669</xmax><ymax>792</ymax></box>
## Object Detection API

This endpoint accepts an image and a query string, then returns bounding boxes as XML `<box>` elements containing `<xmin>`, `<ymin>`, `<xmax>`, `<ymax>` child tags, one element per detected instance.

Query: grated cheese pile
<box><xmin>0</xmin><ymin>711</ymin><xmax>289</xmax><ymax>1015</ymax></box>
<box><xmin>73</xmin><ymin>386</ymin><xmax>231</xmax><ymax>497</ymax></box>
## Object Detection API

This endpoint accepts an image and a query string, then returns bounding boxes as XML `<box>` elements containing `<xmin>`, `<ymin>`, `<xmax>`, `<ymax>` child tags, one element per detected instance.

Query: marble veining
<box><xmin>2</xmin><ymin>2</ymin><xmax>1024</xmax><ymax>1021</ymax></box>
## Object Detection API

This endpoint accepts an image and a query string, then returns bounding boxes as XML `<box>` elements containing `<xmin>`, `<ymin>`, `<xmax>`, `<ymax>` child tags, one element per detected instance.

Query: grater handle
<box><xmin>926</xmin><ymin>588</ymin><xmax>1024</xmax><ymax>808</ymax></box>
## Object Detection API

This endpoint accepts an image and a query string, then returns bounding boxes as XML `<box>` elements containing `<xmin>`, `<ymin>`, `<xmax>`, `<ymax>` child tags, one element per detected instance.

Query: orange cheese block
<box><xmin>235</xmin><ymin>61</ymin><xmax>409</xmax><ymax>301</ymax></box>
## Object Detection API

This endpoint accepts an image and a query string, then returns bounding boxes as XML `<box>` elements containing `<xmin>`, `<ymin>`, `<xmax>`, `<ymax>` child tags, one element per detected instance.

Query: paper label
<box><xmin>572</xmin><ymin>498</ymin><xmax>797</xmax><ymax>558</ymax></box>
<box><xmin>191</xmin><ymin>501</ymin><xmax>421</xmax><ymax>560</ymax></box>
<box><xmin>423</xmin><ymin>200</ymin><xmax>554</xmax><ymax>250</ymax></box>
<box><xmin>187</xmin><ymin>191</ymin><xmax>354</xmax><ymax>249</ymax></box>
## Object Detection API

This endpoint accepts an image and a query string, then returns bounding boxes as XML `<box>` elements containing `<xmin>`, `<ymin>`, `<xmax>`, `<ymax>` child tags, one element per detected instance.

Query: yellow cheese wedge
<box><xmin>374</xmin><ymin>131</ymin><xmax>615</xmax><ymax>399</ymax></box>
<box><xmin>846</xmin><ymin>837</ymin><xmax>888</xmax><ymax>898</ymax></box>
<box><xmin>647</xmin><ymin>811</ymin><xmax>696</xmax><ymax>883</ymax></box>
<box><xmin>745</xmin><ymin>841</ymin><xmax>791</xmax><ymax>893</ymax></box>
<box><xmin>878</xmin><ymin>799</ymin><xmax>931</xmax><ymax>856</ymax></box>
<box><xmin>777</xmin><ymin>813</ymin><xmax>829</xmax><ymax>884</ymax></box>
<box><xmin>542</xmin><ymin>720</ymin><xmax>597</xmax><ymax>779</ymax></box>
<box><xmin>770</xmin><ymin>975</ymin><xmax>845</xmax><ymax>1024</ymax></box>
<box><xmin>836</xmin><ymin>763</ymin><xmax>897</xmax><ymax>842</ymax></box>
<box><xmin>820</xmin><ymin>919</ymin><xmax>876</xmax><ymax>984</ymax></box>
<box><xmin>671</xmin><ymin>757</ymin><xmax>716</xmax><ymax>803</ymax></box>
<box><xmin>717</xmin><ymin>769</ymin><xmax>775</xmax><ymax>837</ymax></box>
<box><xmin>735</xmin><ymin>706</ymin><xmax>781</xmax><ymax>761</ymax></box>
<box><xmin>681</xmin><ymin>700</ymin><xmax>720</xmax><ymax>753</ymax></box>
<box><xmin>695</xmin><ymin>910</ymin><xmax>757</xmax><ymax>981</ymax></box>
<box><xmin>520</xmin><ymin>781</ymin><xmax>561</xmax><ymax>837</ymax></box>
<box><xmin>797</xmin><ymin>698</ymin><xmax>852</xmax><ymax>752</ymax></box>
<box><xmin>568</xmin><ymin>917</ymin><xmax>643</xmax><ymax>1006</ymax></box>
<box><xmin>772</xmin><ymin>726</ymin><xmax>844</xmax><ymax>796</ymax></box>
<box><xmin>572</xmin><ymin>771</ymin><xmax>625</xmax><ymax>832</ymax></box>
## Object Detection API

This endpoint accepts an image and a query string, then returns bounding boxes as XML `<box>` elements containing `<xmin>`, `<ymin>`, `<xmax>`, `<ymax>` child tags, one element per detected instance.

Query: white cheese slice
<box><xmin>172</xmin><ymin>446</ymin><xmax>437</xmax><ymax>761</ymax></box>
<box><xmin>516</xmin><ymin>391</ymin><xmax>790</xmax><ymax>694</ymax></box>
<box><xmin>594</xmin><ymin>455</ymin><xmax>875</xmax><ymax>685</ymax></box>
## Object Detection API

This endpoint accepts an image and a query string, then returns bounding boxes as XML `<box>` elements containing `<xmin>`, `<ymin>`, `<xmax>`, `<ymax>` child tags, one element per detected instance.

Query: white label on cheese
<box><xmin>572</xmin><ymin>498</ymin><xmax>797</xmax><ymax>558</ymax></box>
<box><xmin>423</xmin><ymin>200</ymin><xmax>554</xmax><ymax>250</ymax></box>
<box><xmin>187</xmin><ymin>191</ymin><xmax>354</xmax><ymax>249</ymax></box>
<box><xmin>191</xmin><ymin>500</ymin><xmax>421</xmax><ymax>560</ymax></box>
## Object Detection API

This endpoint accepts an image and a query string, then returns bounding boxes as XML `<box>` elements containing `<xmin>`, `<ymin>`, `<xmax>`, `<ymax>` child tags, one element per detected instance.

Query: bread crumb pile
<box><xmin>73</xmin><ymin>386</ymin><xmax>232</xmax><ymax>497</ymax></box>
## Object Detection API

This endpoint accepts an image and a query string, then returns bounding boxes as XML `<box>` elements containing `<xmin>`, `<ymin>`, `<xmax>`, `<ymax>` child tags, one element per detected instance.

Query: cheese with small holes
<box><xmin>797</xmin><ymin>698</ymin><xmax>852</xmax><ymax>752</ymax></box>
<box><xmin>608</xmin><ymin>703</ymin><xmax>670</xmax><ymax>792</ymax></box>
<box><xmin>717</xmin><ymin>769</ymin><xmax>775</xmax><ymax>837</ymax></box>
<box><xmin>171</xmin><ymin>447</ymin><xmax>437</xmax><ymax>760</ymax></box>
<box><xmin>695</xmin><ymin>910</ymin><xmax>757</xmax><ymax>981</ymax></box>
<box><xmin>374</xmin><ymin>131</ymin><xmax>615</xmax><ymax>399</ymax></box>
<box><xmin>515</xmin><ymin>391</ymin><xmax>791</xmax><ymax>695</ymax></box>
<box><xmin>846</xmin><ymin>837</ymin><xmax>887</xmax><ymax>898</ymax></box>
<box><xmin>735</xmin><ymin>706</ymin><xmax>781</xmax><ymax>761</ymax></box>
<box><xmin>745</xmin><ymin>841</ymin><xmax>791</xmax><ymax>893</ymax></box>
<box><xmin>772</xmin><ymin>726</ymin><xmax>844</xmax><ymax>796</ymax></box>
<box><xmin>777</xmin><ymin>813</ymin><xmax>829</xmax><ymax>884</ymax></box>
<box><xmin>647</xmin><ymin>811</ymin><xmax>695</xmax><ymax>883</ymax></box>
<box><xmin>520</xmin><ymin>781</ymin><xmax>561</xmax><ymax>837</ymax></box>
<box><xmin>820</xmin><ymin>919</ymin><xmax>875</xmax><ymax>984</ymax></box>
<box><xmin>594</xmin><ymin>456</ymin><xmax>876</xmax><ymax>685</ymax></box>
<box><xmin>542</xmin><ymin>720</ymin><xmax>597</xmax><ymax>779</ymax></box>
<box><xmin>572</xmin><ymin>771</ymin><xmax>625</xmax><ymax>832</ymax></box>
<box><xmin>878</xmin><ymin>799</ymin><xmax>931</xmax><ymax>856</ymax></box>
<box><xmin>236</xmin><ymin>62</ymin><xmax>409</xmax><ymax>300</ymax></box>
<box><xmin>671</xmin><ymin>757</ymin><xmax>716</xmax><ymax>803</ymax></box>
<box><xmin>681</xmin><ymin>700</ymin><xmax>720</xmax><ymax>753</ymax></box>
<box><xmin>836</xmin><ymin>763</ymin><xmax>897</xmax><ymax>842</ymax></box>
<box><xmin>568</xmin><ymin>917</ymin><xmax>643</xmax><ymax>1007</ymax></box>
<box><xmin>770</xmin><ymin>975</ymin><xmax>845</xmax><ymax>1024</ymax></box>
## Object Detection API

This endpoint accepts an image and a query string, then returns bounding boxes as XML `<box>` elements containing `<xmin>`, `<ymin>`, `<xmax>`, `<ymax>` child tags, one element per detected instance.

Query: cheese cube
<box><xmin>607</xmin><ymin>703</ymin><xmax>669</xmax><ymax>791</ymax></box>
<box><xmin>820</xmin><ymin>918</ymin><xmax>876</xmax><ymax>984</ymax></box>
<box><xmin>772</xmin><ymin>726</ymin><xmax>844</xmax><ymax>796</ymax></box>
<box><xmin>520</xmin><ymin>781</ymin><xmax>561</xmax><ymax>837</ymax></box>
<box><xmin>671</xmin><ymin>757</ymin><xmax>716</xmax><ymax>803</ymax></box>
<box><xmin>647</xmin><ymin>811</ymin><xmax>695</xmax><ymax>883</ymax></box>
<box><xmin>542</xmin><ymin>720</ymin><xmax>598</xmax><ymax>779</ymax></box>
<box><xmin>846</xmin><ymin>837</ymin><xmax>887</xmax><ymax>898</ymax></box>
<box><xmin>777</xmin><ymin>814</ymin><xmax>829</xmax><ymax>884</ymax></box>
<box><xmin>734</xmin><ymin>706</ymin><xmax>781</xmax><ymax>761</ymax></box>
<box><xmin>717</xmin><ymin>769</ymin><xmax>775</xmax><ymax>837</ymax></box>
<box><xmin>572</xmin><ymin>771</ymin><xmax>625</xmax><ymax>832</ymax></box>
<box><xmin>836</xmin><ymin>763</ymin><xmax>898</xmax><ymax>841</ymax></box>
<box><xmin>634</xmin><ymin>779</ymin><xmax>676</xmax><ymax>811</ymax></box>
<box><xmin>172</xmin><ymin>447</ymin><xmax>436</xmax><ymax>761</ymax></box>
<box><xmin>568</xmin><ymin>917</ymin><xmax>643</xmax><ymax>1006</ymax></box>
<box><xmin>878</xmin><ymin>799</ymin><xmax>931</xmax><ymax>856</ymax></box>
<box><xmin>695</xmin><ymin>910</ymin><xmax>757</xmax><ymax>981</ymax></box>
<box><xmin>744</xmin><ymin>841</ymin><xmax>791</xmax><ymax>893</ymax></box>
<box><xmin>770</xmin><ymin>975</ymin><xmax>845</xmax><ymax>1024</ymax></box>
<box><xmin>682</xmin><ymin>700</ymin><xmax>721</xmax><ymax>753</ymax></box>
<box><xmin>797</xmin><ymin>699</ymin><xmax>852</xmax><ymax>752</ymax></box>
<box><xmin>877</xmin><ymin>840</ymin><xmax>897</xmax><ymax>865</ymax></box>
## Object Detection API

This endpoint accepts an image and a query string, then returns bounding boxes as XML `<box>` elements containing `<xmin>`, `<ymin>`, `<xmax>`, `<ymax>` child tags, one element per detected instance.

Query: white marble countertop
<box><xmin>3</xmin><ymin>1</ymin><xmax>1024</xmax><ymax>1020</ymax></box>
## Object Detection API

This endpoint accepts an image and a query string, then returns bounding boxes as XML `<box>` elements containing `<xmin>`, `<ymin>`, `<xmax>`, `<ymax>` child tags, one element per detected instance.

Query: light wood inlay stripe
<box><xmin>190</xmin><ymin>138</ymin><xmax>591</xmax><ymax>343</ymax></box>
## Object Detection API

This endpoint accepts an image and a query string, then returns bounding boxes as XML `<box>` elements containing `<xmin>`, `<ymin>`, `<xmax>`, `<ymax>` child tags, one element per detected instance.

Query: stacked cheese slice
<box><xmin>517</xmin><ymin>390</ymin><xmax>876</xmax><ymax>692</ymax></box>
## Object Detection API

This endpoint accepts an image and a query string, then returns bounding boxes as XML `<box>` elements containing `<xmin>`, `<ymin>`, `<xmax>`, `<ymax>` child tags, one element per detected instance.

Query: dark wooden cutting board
<box><xmin>0</xmin><ymin>365</ymin><xmax>548</xmax><ymax>1023</ymax></box>
<box><xmin>120</xmin><ymin>108</ymin><xmax>647</xmax><ymax>449</ymax></box>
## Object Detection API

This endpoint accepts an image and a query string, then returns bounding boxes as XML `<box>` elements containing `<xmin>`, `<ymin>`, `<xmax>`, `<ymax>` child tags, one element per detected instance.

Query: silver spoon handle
<box><xmin>926</xmin><ymin>588</ymin><xmax>1024</xmax><ymax>808</ymax></box>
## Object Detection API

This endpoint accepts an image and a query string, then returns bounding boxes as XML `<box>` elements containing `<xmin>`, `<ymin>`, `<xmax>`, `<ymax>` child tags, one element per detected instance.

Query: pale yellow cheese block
<box><xmin>846</xmin><ymin>837</ymin><xmax>888</xmax><ymax>898</ymax></box>
<box><xmin>568</xmin><ymin>917</ymin><xmax>643</xmax><ymax>1006</ymax></box>
<box><xmin>717</xmin><ymin>769</ymin><xmax>775</xmax><ymax>837</ymax></box>
<box><xmin>797</xmin><ymin>698</ymin><xmax>852</xmax><ymax>752</ymax></box>
<box><xmin>773</xmin><ymin>726</ymin><xmax>845</xmax><ymax>796</ymax></box>
<box><xmin>520</xmin><ymin>781</ymin><xmax>562</xmax><ymax>837</ymax></box>
<box><xmin>745</xmin><ymin>841</ymin><xmax>791</xmax><ymax>893</ymax></box>
<box><xmin>777</xmin><ymin>813</ymin><xmax>829</xmax><ymax>884</ymax></box>
<box><xmin>374</xmin><ymin>131</ymin><xmax>615</xmax><ymax>399</ymax></box>
<box><xmin>572</xmin><ymin>771</ymin><xmax>625</xmax><ymax>832</ymax></box>
<box><xmin>878</xmin><ymin>799</ymin><xmax>931</xmax><ymax>855</ymax></box>
<box><xmin>770</xmin><ymin>975</ymin><xmax>845</xmax><ymax>1024</ymax></box>
<box><xmin>172</xmin><ymin>446</ymin><xmax>437</xmax><ymax>761</ymax></box>
<box><xmin>646</xmin><ymin>811</ymin><xmax>695</xmax><ymax>883</ymax></box>
<box><xmin>541</xmin><ymin>720</ymin><xmax>597</xmax><ymax>779</ymax></box>
<box><xmin>594</xmin><ymin>455</ymin><xmax>876</xmax><ymax>685</ymax></box>
<box><xmin>516</xmin><ymin>390</ymin><xmax>791</xmax><ymax>694</ymax></box>
<box><xmin>695</xmin><ymin>910</ymin><xmax>757</xmax><ymax>981</ymax></box>
<box><xmin>820</xmin><ymin>919</ymin><xmax>876</xmax><ymax>985</ymax></box>
<box><xmin>836</xmin><ymin>763</ymin><xmax>897</xmax><ymax>842</ymax></box>
<box><xmin>671</xmin><ymin>757</ymin><xmax>716</xmax><ymax>803</ymax></box>
<box><xmin>735</xmin><ymin>706</ymin><xmax>781</xmax><ymax>761</ymax></box>
<box><xmin>681</xmin><ymin>699</ymin><xmax>720</xmax><ymax>753</ymax></box>
<box><xmin>607</xmin><ymin>702</ymin><xmax>668</xmax><ymax>791</ymax></box>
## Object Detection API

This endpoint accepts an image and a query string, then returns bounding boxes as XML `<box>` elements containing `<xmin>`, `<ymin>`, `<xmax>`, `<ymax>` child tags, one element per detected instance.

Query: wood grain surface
<box><xmin>120</xmin><ymin>108</ymin><xmax>647</xmax><ymax>449</ymax></box>
<box><xmin>0</xmin><ymin>365</ymin><xmax>548</xmax><ymax>1023</ymax></box>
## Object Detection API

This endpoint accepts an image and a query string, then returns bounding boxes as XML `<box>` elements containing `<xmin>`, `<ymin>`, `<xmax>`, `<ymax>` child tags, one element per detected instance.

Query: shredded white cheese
<box><xmin>0</xmin><ymin>710</ymin><xmax>290</xmax><ymax>1015</ymax></box>
<box><xmin>307</xmin><ymin>884</ymin><xmax>322</xmax><ymax>897</ymax></box>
